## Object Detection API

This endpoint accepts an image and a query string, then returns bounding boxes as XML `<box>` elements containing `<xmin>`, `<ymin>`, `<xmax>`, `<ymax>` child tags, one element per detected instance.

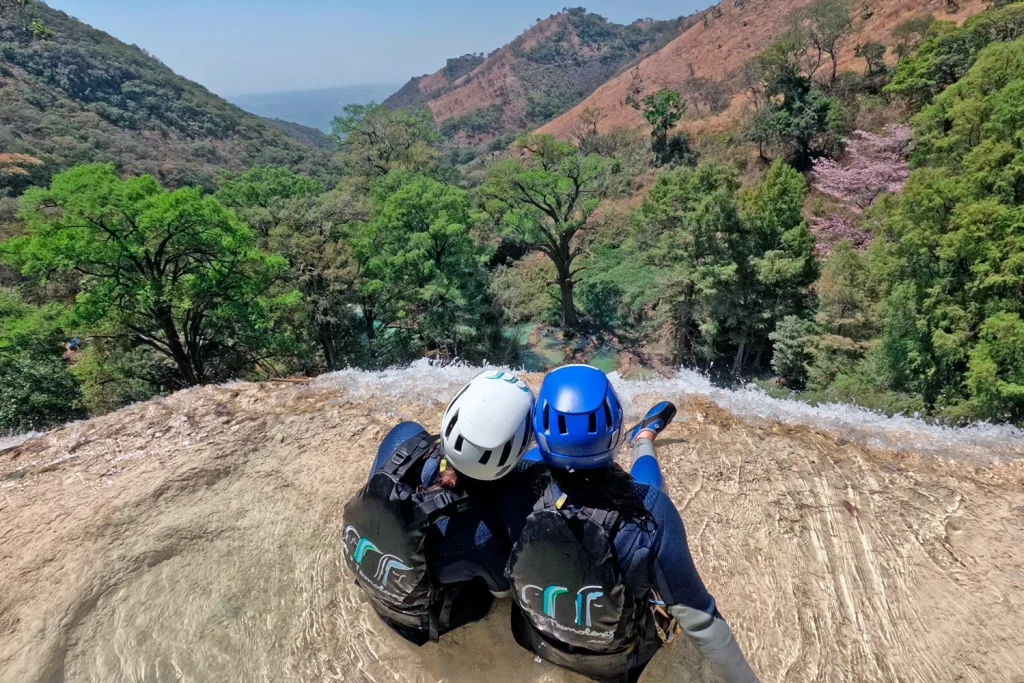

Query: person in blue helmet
<box><xmin>342</xmin><ymin>370</ymin><xmax>535</xmax><ymax>645</ymax></box>
<box><xmin>505</xmin><ymin>364</ymin><xmax>759</xmax><ymax>683</ymax></box>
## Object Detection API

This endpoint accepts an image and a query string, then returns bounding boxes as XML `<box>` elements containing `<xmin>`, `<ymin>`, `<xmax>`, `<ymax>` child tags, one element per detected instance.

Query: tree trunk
<box><xmin>753</xmin><ymin>336</ymin><xmax>766</xmax><ymax>370</ymax></box>
<box><xmin>319</xmin><ymin>324</ymin><xmax>336</xmax><ymax>370</ymax></box>
<box><xmin>733</xmin><ymin>337</ymin><xmax>747</xmax><ymax>377</ymax></box>
<box><xmin>156</xmin><ymin>308</ymin><xmax>199</xmax><ymax>387</ymax></box>
<box><xmin>559</xmin><ymin>277</ymin><xmax>579</xmax><ymax>330</ymax></box>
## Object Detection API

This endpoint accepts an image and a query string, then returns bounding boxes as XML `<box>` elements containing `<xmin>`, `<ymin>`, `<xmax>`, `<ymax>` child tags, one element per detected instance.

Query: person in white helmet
<box><xmin>342</xmin><ymin>370</ymin><xmax>536</xmax><ymax>645</ymax></box>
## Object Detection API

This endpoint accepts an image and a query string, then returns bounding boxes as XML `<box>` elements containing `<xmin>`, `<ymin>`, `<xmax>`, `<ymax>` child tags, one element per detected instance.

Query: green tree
<box><xmin>216</xmin><ymin>166</ymin><xmax>324</xmax><ymax>241</ymax></box>
<box><xmin>738</xmin><ymin>160</ymin><xmax>819</xmax><ymax>371</ymax></box>
<box><xmin>627</xmin><ymin>164</ymin><xmax>744</xmax><ymax>365</ymax></box>
<box><xmin>800</xmin><ymin>0</ymin><xmax>854</xmax><ymax>85</ymax></box>
<box><xmin>350</xmin><ymin>172</ymin><xmax>493</xmax><ymax>364</ymax></box>
<box><xmin>0</xmin><ymin>288</ymin><xmax>86</xmax><ymax>431</ymax></box>
<box><xmin>744</xmin><ymin>33</ymin><xmax>845</xmax><ymax>169</ymax></box>
<box><xmin>482</xmin><ymin>135</ymin><xmax>609</xmax><ymax>330</ymax></box>
<box><xmin>886</xmin><ymin>3</ymin><xmax>1024</xmax><ymax>105</ymax></box>
<box><xmin>330</xmin><ymin>103</ymin><xmax>443</xmax><ymax>186</ymax></box>
<box><xmin>217</xmin><ymin>167</ymin><xmax>363</xmax><ymax>370</ymax></box>
<box><xmin>892</xmin><ymin>15</ymin><xmax>937</xmax><ymax>63</ymax></box>
<box><xmin>4</xmin><ymin>164</ymin><xmax>297</xmax><ymax>388</ymax></box>
<box><xmin>966</xmin><ymin>312</ymin><xmax>1024</xmax><ymax>422</ymax></box>
<box><xmin>855</xmin><ymin>42</ymin><xmax>888</xmax><ymax>76</ymax></box>
<box><xmin>634</xmin><ymin>89</ymin><xmax>691</xmax><ymax>166</ymax></box>
<box><xmin>872</xmin><ymin>38</ymin><xmax>1024</xmax><ymax>414</ymax></box>
<box><xmin>770</xmin><ymin>316</ymin><xmax>819</xmax><ymax>388</ymax></box>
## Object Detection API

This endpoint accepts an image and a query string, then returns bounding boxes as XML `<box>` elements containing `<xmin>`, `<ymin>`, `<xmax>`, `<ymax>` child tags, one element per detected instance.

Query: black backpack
<box><xmin>507</xmin><ymin>482</ymin><xmax>647</xmax><ymax>656</ymax></box>
<box><xmin>342</xmin><ymin>433</ymin><xmax>477</xmax><ymax>644</ymax></box>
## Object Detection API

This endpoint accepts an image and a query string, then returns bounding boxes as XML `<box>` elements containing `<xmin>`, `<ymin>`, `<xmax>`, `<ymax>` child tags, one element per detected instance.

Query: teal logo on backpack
<box><xmin>344</xmin><ymin>526</ymin><xmax>412</xmax><ymax>596</ymax></box>
<box><xmin>521</xmin><ymin>584</ymin><xmax>610</xmax><ymax>635</ymax></box>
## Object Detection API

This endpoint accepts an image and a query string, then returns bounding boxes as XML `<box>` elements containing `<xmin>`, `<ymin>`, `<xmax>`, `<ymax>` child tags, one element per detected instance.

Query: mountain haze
<box><xmin>229</xmin><ymin>84</ymin><xmax>401</xmax><ymax>133</ymax></box>
<box><xmin>0</xmin><ymin>2</ymin><xmax>334</xmax><ymax>195</ymax></box>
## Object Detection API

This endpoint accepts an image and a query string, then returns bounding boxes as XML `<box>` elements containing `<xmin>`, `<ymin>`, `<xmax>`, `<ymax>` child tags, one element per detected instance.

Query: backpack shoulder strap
<box><xmin>534</xmin><ymin>482</ymin><xmax>622</xmax><ymax>536</ymax></box>
<box><xmin>416</xmin><ymin>486</ymin><xmax>471</xmax><ymax>519</ymax></box>
<box><xmin>533</xmin><ymin>480</ymin><xmax>566</xmax><ymax>513</ymax></box>
<box><xmin>580</xmin><ymin>507</ymin><xmax>622</xmax><ymax>537</ymax></box>
<box><xmin>382</xmin><ymin>433</ymin><xmax>440</xmax><ymax>480</ymax></box>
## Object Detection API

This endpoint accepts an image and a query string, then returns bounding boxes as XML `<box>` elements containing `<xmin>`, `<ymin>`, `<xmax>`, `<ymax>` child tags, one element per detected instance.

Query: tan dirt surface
<box><xmin>537</xmin><ymin>0</ymin><xmax>988</xmax><ymax>139</ymax></box>
<box><xmin>2</xmin><ymin>375</ymin><xmax>1023</xmax><ymax>683</ymax></box>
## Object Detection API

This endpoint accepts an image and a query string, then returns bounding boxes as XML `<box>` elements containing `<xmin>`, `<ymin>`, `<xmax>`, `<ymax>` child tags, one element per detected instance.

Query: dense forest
<box><xmin>2</xmin><ymin>0</ymin><xmax>1024</xmax><ymax>433</ymax></box>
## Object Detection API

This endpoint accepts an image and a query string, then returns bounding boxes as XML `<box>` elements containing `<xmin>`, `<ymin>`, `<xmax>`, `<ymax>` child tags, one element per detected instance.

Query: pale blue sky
<box><xmin>47</xmin><ymin>1</ymin><xmax>714</xmax><ymax>96</ymax></box>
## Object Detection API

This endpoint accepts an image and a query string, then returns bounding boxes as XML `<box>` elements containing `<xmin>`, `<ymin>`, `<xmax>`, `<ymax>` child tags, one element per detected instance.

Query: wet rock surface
<box><xmin>1</xmin><ymin>373</ymin><xmax>1022</xmax><ymax>682</ymax></box>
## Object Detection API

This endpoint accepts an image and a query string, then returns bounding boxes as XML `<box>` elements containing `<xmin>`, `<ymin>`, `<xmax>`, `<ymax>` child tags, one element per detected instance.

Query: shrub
<box><xmin>0</xmin><ymin>356</ymin><xmax>85</xmax><ymax>432</ymax></box>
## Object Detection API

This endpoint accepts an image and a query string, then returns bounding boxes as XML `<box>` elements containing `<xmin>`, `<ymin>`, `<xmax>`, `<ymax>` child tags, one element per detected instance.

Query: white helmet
<box><xmin>440</xmin><ymin>371</ymin><xmax>535</xmax><ymax>481</ymax></box>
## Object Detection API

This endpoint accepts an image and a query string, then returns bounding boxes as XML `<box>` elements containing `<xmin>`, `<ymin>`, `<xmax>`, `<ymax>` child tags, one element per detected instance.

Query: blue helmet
<box><xmin>532</xmin><ymin>365</ymin><xmax>625</xmax><ymax>470</ymax></box>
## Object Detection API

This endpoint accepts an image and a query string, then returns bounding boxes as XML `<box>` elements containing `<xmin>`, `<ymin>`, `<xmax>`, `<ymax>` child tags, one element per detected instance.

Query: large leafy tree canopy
<box><xmin>886</xmin><ymin>4</ymin><xmax>1024</xmax><ymax>105</ymax></box>
<box><xmin>873</xmin><ymin>37</ymin><xmax>1024</xmax><ymax>420</ymax></box>
<box><xmin>330</xmin><ymin>104</ymin><xmax>444</xmax><ymax>186</ymax></box>
<box><xmin>4</xmin><ymin>164</ymin><xmax>296</xmax><ymax>388</ymax></box>
<box><xmin>351</xmin><ymin>173</ymin><xmax>493</xmax><ymax>365</ymax></box>
<box><xmin>482</xmin><ymin>134</ymin><xmax>609</xmax><ymax>330</ymax></box>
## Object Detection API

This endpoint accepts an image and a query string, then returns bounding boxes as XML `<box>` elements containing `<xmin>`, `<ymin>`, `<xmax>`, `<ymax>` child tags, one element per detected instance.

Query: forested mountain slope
<box><xmin>0</xmin><ymin>2</ymin><xmax>334</xmax><ymax>195</ymax></box>
<box><xmin>385</xmin><ymin>8</ymin><xmax>704</xmax><ymax>140</ymax></box>
<box><xmin>538</xmin><ymin>0</ymin><xmax>988</xmax><ymax>138</ymax></box>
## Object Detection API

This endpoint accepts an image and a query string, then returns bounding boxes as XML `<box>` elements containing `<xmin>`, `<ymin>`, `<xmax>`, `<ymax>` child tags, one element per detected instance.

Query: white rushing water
<box><xmin>314</xmin><ymin>360</ymin><xmax>1024</xmax><ymax>462</ymax></box>
<box><xmin>0</xmin><ymin>431</ymin><xmax>40</xmax><ymax>453</ymax></box>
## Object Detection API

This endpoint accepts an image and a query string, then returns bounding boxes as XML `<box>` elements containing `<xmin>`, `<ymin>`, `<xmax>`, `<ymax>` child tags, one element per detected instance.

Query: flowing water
<box><xmin>2</xmin><ymin>363</ymin><xmax>1023</xmax><ymax>683</ymax></box>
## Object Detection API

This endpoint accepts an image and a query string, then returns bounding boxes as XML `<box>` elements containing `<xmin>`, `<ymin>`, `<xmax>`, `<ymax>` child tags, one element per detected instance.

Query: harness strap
<box><xmin>533</xmin><ymin>481</ymin><xmax>560</xmax><ymax>513</ymax></box>
<box><xmin>428</xmin><ymin>611</ymin><xmax>440</xmax><ymax>643</ymax></box>
<box><xmin>438</xmin><ymin>584</ymin><xmax>462</xmax><ymax>632</ymax></box>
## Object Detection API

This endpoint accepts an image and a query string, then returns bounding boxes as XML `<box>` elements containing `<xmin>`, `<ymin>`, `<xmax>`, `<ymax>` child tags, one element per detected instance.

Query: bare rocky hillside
<box><xmin>1</xmin><ymin>367</ymin><xmax>1023</xmax><ymax>683</ymax></box>
<box><xmin>384</xmin><ymin>10</ymin><xmax>698</xmax><ymax>140</ymax></box>
<box><xmin>538</xmin><ymin>0</ymin><xmax>988</xmax><ymax>139</ymax></box>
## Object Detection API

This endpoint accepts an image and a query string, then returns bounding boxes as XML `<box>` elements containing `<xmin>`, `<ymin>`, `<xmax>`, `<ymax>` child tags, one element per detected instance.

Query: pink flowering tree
<box><xmin>810</xmin><ymin>124</ymin><xmax>912</xmax><ymax>254</ymax></box>
<box><xmin>809</xmin><ymin>214</ymin><xmax>869</xmax><ymax>255</ymax></box>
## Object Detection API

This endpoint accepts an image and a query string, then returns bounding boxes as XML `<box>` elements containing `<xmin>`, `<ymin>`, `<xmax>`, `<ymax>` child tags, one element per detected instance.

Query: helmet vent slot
<box><xmin>478</xmin><ymin>449</ymin><xmax>492</xmax><ymax>465</ymax></box>
<box><xmin>603</xmin><ymin>400</ymin><xmax>613</xmax><ymax>428</ymax></box>
<box><xmin>557</xmin><ymin>414</ymin><xmax>568</xmax><ymax>435</ymax></box>
<box><xmin>498</xmin><ymin>440</ymin><xmax>514</xmax><ymax>467</ymax></box>
<box><xmin>587</xmin><ymin>412</ymin><xmax>597</xmax><ymax>434</ymax></box>
<box><xmin>607</xmin><ymin>434</ymin><xmax>615</xmax><ymax>449</ymax></box>
<box><xmin>542</xmin><ymin>402</ymin><xmax>550</xmax><ymax>432</ymax></box>
<box><xmin>445</xmin><ymin>411</ymin><xmax>459</xmax><ymax>438</ymax></box>
<box><xmin>454</xmin><ymin>435</ymin><xmax>464</xmax><ymax>452</ymax></box>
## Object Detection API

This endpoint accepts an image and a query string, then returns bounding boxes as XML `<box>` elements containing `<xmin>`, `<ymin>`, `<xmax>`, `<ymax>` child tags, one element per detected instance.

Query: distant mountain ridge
<box><xmin>229</xmin><ymin>84</ymin><xmax>401</xmax><ymax>132</ymax></box>
<box><xmin>0</xmin><ymin>2</ymin><xmax>334</xmax><ymax>194</ymax></box>
<box><xmin>384</xmin><ymin>7</ymin><xmax>706</xmax><ymax>140</ymax></box>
